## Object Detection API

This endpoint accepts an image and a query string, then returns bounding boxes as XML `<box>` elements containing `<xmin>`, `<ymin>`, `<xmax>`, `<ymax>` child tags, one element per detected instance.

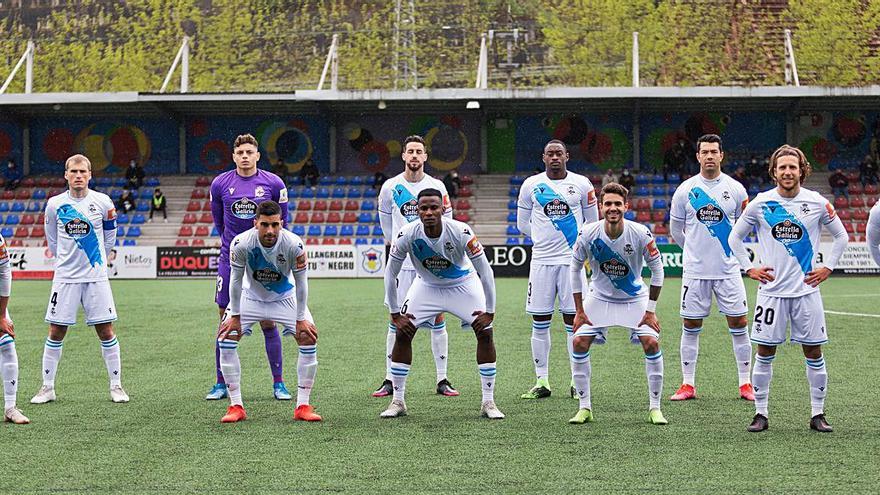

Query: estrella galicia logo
<box><xmin>231</xmin><ymin>198</ymin><xmax>258</xmax><ymax>219</ymax></box>
<box><xmin>400</xmin><ymin>199</ymin><xmax>419</xmax><ymax>220</ymax></box>
<box><xmin>542</xmin><ymin>198</ymin><xmax>571</xmax><ymax>219</ymax></box>
<box><xmin>599</xmin><ymin>258</ymin><xmax>629</xmax><ymax>279</ymax></box>
<box><xmin>64</xmin><ymin>218</ymin><xmax>92</xmax><ymax>238</ymax></box>
<box><xmin>696</xmin><ymin>204</ymin><xmax>724</xmax><ymax>225</ymax></box>
<box><xmin>771</xmin><ymin>219</ymin><xmax>804</xmax><ymax>243</ymax></box>
<box><xmin>253</xmin><ymin>268</ymin><xmax>282</xmax><ymax>284</ymax></box>
<box><xmin>422</xmin><ymin>255</ymin><xmax>452</xmax><ymax>272</ymax></box>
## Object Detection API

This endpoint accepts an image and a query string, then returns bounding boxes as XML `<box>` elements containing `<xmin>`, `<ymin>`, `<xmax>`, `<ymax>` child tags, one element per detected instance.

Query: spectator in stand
<box><xmin>601</xmin><ymin>168</ymin><xmax>618</xmax><ymax>188</ymax></box>
<box><xmin>4</xmin><ymin>159</ymin><xmax>22</xmax><ymax>191</ymax></box>
<box><xmin>443</xmin><ymin>169</ymin><xmax>461</xmax><ymax>199</ymax></box>
<box><xmin>125</xmin><ymin>160</ymin><xmax>145</xmax><ymax>190</ymax></box>
<box><xmin>116</xmin><ymin>190</ymin><xmax>136</xmax><ymax>214</ymax></box>
<box><xmin>732</xmin><ymin>166</ymin><xmax>751</xmax><ymax>192</ymax></box>
<box><xmin>828</xmin><ymin>168</ymin><xmax>849</xmax><ymax>199</ymax></box>
<box><xmin>860</xmin><ymin>154</ymin><xmax>878</xmax><ymax>186</ymax></box>
<box><xmin>272</xmin><ymin>159</ymin><xmax>289</xmax><ymax>184</ymax></box>
<box><xmin>746</xmin><ymin>155</ymin><xmax>764</xmax><ymax>185</ymax></box>
<box><xmin>372</xmin><ymin>170</ymin><xmax>389</xmax><ymax>191</ymax></box>
<box><xmin>619</xmin><ymin>168</ymin><xmax>635</xmax><ymax>191</ymax></box>
<box><xmin>298</xmin><ymin>158</ymin><xmax>320</xmax><ymax>187</ymax></box>
<box><xmin>148</xmin><ymin>187</ymin><xmax>167</xmax><ymax>223</ymax></box>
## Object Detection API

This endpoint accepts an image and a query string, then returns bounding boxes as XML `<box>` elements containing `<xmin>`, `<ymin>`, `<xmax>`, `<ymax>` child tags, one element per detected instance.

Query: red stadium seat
<box><xmin>191</xmin><ymin>239</ymin><xmax>206</xmax><ymax>246</ymax></box>
<box><xmin>853</xmin><ymin>209</ymin><xmax>869</xmax><ymax>221</ymax></box>
<box><xmin>14</xmin><ymin>227</ymin><xmax>28</xmax><ymax>238</ymax></box>
<box><xmin>848</xmin><ymin>233</ymin><xmax>860</xmax><ymax>242</ymax></box>
<box><xmin>313</xmin><ymin>200</ymin><xmax>328</xmax><ymax>211</ymax></box>
<box><xmin>50</xmin><ymin>177</ymin><xmax>66</xmax><ymax>188</ymax></box>
<box><xmin>1</xmin><ymin>191</ymin><xmax>14</xmax><ymax>200</ymax></box>
<box><xmin>844</xmin><ymin>222</ymin><xmax>855</xmax><ymax>234</ymax></box>
<box><xmin>199</xmin><ymin>213</ymin><xmax>213</xmax><ymax>224</ymax></box>
<box><xmin>20</xmin><ymin>214</ymin><xmax>35</xmax><ymax>225</ymax></box>
<box><xmin>834</xmin><ymin>197</ymin><xmax>848</xmax><ymax>209</ymax></box>
<box><xmin>866</xmin><ymin>184</ymin><xmax>879</xmax><ymax>195</ymax></box>
<box><xmin>191</xmin><ymin>189</ymin><xmax>207</xmax><ymax>200</ymax></box>
<box><xmin>460</xmin><ymin>175</ymin><xmax>473</xmax><ymax>185</ymax></box>
<box><xmin>654</xmin><ymin>224</ymin><xmax>669</xmax><ymax>235</ymax></box>
<box><xmin>837</xmin><ymin>209</ymin><xmax>852</xmax><ymax>221</ymax></box>
<box><xmin>342</xmin><ymin>212</ymin><xmax>357</xmax><ymax>223</ymax></box>
<box><xmin>187</xmin><ymin>200</ymin><xmax>201</xmax><ymax>212</ymax></box>
<box><xmin>195</xmin><ymin>176</ymin><xmax>211</xmax><ymax>187</ymax></box>
<box><xmin>635</xmin><ymin>199</ymin><xmax>650</xmax><ymax>211</ymax></box>
<box><xmin>183</xmin><ymin>214</ymin><xmax>197</xmax><ymax>224</ymax></box>
<box><xmin>344</xmin><ymin>200</ymin><xmax>359</xmax><ymax>211</ymax></box>
<box><xmin>338</xmin><ymin>238</ymin><xmax>352</xmax><ymax>245</ymax></box>
<box><xmin>15</xmin><ymin>189</ymin><xmax>29</xmax><ymax>200</ymax></box>
<box><xmin>458</xmin><ymin>186</ymin><xmax>472</xmax><ymax>197</ymax></box>
<box><xmin>453</xmin><ymin>212</ymin><xmax>471</xmax><ymax>223</ymax></box>
<box><xmin>178</xmin><ymin>226</ymin><xmax>194</xmax><ymax>237</ymax></box>
<box><xmin>202</xmin><ymin>201</ymin><xmax>212</xmax><ymax>212</ymax></box>
<box><xmin>848</xmin><ymin>183</ymin><xmax>863</xmax><ymax>195</ymax></box>
<box><xmin>651</xmin><ymin>211</ymin><xmax>665</xmax><ymax>222</ymax></box>
<box><xmin>8</xmin><ymin>239</ymin><xmax>22</xmax><ymax>247</ymax></box>
<box><xmin>855</xmin><ymin>222</ymin><xmax>867</xmax><ymax>234</ymax></box>
<box><xmin>305</xmin><ymin>237</ymin><xmax>320</xmax><ymax>245</ymax></box>
<box><xmin>321</xmin><ymin>238</ymin><xmax>336</xmax><ymax>245</ymax></box>
<box><xmin>850</xmin><ymin>196</ymin><xmax>865</xmax><ymax>208</ymax></box>
<box><xmin>327</xmin><ymin>212</ymin><xmax>342</xmax><ymax>223</ymax></box>
<box><xmin>636</xmin><ymin>211</ymin><xmax>651</xmax><ymax>223</ymax></box>
<box><xmin>294</xmin><ymin>212</ymin><xmax>309</xmax><ymax>223</ymax></box>
<box><xmin>21</xmin><ymin>178</ymin><xmax>35</xmax><ymax>188</ymax></box>
<box><xmin>310</xmin><ymin>212</ymin><xmax>325</xmax><ymax>223</ymax></box>
<box><xmin>195</xmin><ymin>226</ymin><xmax>210</xmax><ymax>237</ymax></box>
<box><xmin>455</xmin><ymin>199</ymin><xmax>471</xmax><ymax>211</ymax></box>
<box><xmin>868</xmin><ymin>196</ymin><xmax>879</xmax><ymax>207</ymax></box>
<box><xmin>36</xmin><ymin>213</ymin><xmax>44</xmax><ymax>224</ymax></box>
<box><xmin>297</xmin><ymin>200</ymin><xmax>312</xmax><ymax>211</ymax></box>
<box><xmin>36</xmin><ymin>177</ymin><xmax>50</xmax><ymax>188</ymax></box>
<box><xmin>329</xmin><ymin>200</ymin><xmax>344</xmax><ymax>211</ymax></box>
<box><xmin>175</xmin><ymin>239</ymin><xmax>190</xmax><ymax>246</ymax></box>
<box><xmin>30</xmin><ymin>226</ymin><xmax>44</xmax><ymax>238</ymax></box>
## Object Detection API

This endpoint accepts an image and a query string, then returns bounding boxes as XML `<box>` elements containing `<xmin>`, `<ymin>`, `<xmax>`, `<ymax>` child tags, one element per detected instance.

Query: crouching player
<box><xmin>217</xmin><ymin>201</ymin><xmax>321</xmax><ymax>423</ymax></box>
<box><xmin>381</xmin><ymin>188</ymin><xmax>503</xmax><ymax>419</ymax></box>
<box><xmin>568</xmin><ymin>183</ymin><xmax>668</xmax><ymax>425</ymax></box>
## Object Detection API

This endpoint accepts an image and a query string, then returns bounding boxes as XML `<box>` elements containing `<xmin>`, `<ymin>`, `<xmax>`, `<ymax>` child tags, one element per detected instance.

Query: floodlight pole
<box><xmin>632</xmin><ymin>32</ymin><xmax>639</xmax><ymax>88</ymax></box>
<box><xmin>1</xmin><ymin>40</ymin><xmax>35</xmax><ymax>94</ymax></box>
<box><xmin>317</xmin><ymin>34</ymin><xmax>339</xmax><ymax>90</ymax></box>
<box><xmin>475</xmin><ymin>33</ymin><xmax>488</xmax><ymax>89</ymax></box>
<box><xmin>783</xmin><ymin>29</ymin><xmax>800</xmax><ymax>87</ymax></box>
<box><xmin>160</xmin><ymin>36</ymin><xmax>190</xmax><ymax>93</ymax></box>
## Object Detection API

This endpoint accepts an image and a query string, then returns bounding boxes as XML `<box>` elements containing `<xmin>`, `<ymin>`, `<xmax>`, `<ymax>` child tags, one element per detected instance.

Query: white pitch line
<box><xmin>821</xmin><ymin>293</ymin><xmax>880</xmax><ymax>299</ymax></box>
<box><xmin>824</xmin><ymin>310</ymin><xmax>880</xmax><ymax>318</ymax></box>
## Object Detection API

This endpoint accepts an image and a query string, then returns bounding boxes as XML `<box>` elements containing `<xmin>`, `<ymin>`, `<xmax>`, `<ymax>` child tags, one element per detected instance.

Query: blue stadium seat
<box><xmin>331</xmin><ymin>187</ymin><xmax>346</xmax><ymax>199</ymax></box>
<box><xmin>335</xmin><ymin>176</ymin><xmax>348</xmax><ymax>186</ymax></box>
<box><xmin>0</xmin><ymin>203</ymin><xmax>9</xmax><ymax>212</ymax></box>
<box><xmin>211</xmin><ymin>226</ymin><xmax>219</xmax><ymax>237</ymax></box>
<box><xmin>145</xmin><ymin>178</ymin><xmax>160</xmax><ymax>187</ymax></box>
<box><xmin>139</xmin><ymin>189</ymin><xmax>152</xmax><ymax>200</ymax></box>
<box><xmin>340</xmin><ymin>225</ymin><xmax>354</xmax><ymax>236</ymax></box>
<box><xmin>316</xmin><ymin>188</ymin><xmax>330</xmax><ymax>199</ymax></box>
<box><xmin>510</xmin><ymin>176</ymin><xmax>525</xmax><ymax>186</ymax></box>
<box><xmin>371</xmin><ymin>213</ymin><xmax>380</xmax><ymax>223</ymax></box>
<box><xmin>131</xmin><ymin>214</ymin><xmax>146</xmax><ymax>224</ymax></box>
<box><xmin>651</xmin><ymin>185</ymin><xmax>666</xmax><ymax>196</ymax></box>
<box><xmin>371</xmin><ymin>237</ymin><xmax>384</xmax><ymax>245</ymax></box>
<box><xmin>624</xmin><ymin>211</ymin><xmax>637</xmax><ymax>221</ymax></box>
<box><xmin>653</xmin><ymin>199</ymin><xmax>668</xmax><ymax>210</ymax></box>
<box><xmin>115</xmin><ymin>213</ymin><xmax>129</xmax><ymax>224</ymax></box>
<box><xmin>506</xmin><ymin>237</ymin><xmax>520</xmax><ymax>245</ymax></box>
<box><xmin>635</xmin><ymin>174</ymin><xmax>649</xmax><ymax>185</ymax></box>
<box><xmin>350</xmin><ymin>176</ymin><xmax>365</xmax><ymax>186</ymax></box>
<box><xmin>300</xmin><ymin>187</ymin><xmax>315</xmax><ymax>199</ymax></box>
<box><xmin>116</xmin><ymin>226</ymin><xmax>126</xmax><ymax>237</ymax></box>
<box><xmin>346</xmin><ymin>187</ymin><xmax>363</xmax><ymax>199</ymax></box>
<box><xmin>635</xmin><ymin>186</ymin><xmax>649</xmax><ymax>197</ymax></box>
<box><xmin>32</xmin><ymin>189</ymin><xmax>47</xmax><ymax>200</ymax></box>
<box><xmin>356</xmin><ymin>225</ymin><xmax>370</xmax><ymax>236</ymax></box>
<box><xmin>114</xmin><ymin>178</ymin><xmax>127</xmax><ymax>187</ymax></box>
<box><xmin>292</xmin><ymin>225</ymin><xmax>306</xmax><ymax>236</ymax></box>
<box><xmin>288</xmin><ymin>201</ymin><xmax>296</xmax><ymax>211</ymax></box>
<box><xmin>666</xmin><ymin>174</ymin><xmax>680</xmax><ymax>184</ymax></box>
<box><xmin>287</xmin><ymin>187</ymin><xmax>299</xmax><ymax>199</ymax></box>
<box><xmin>136</xmin><ymin>201</ymin><xmax>149</xmax><ymax>212</ymax></box>
<box><xmin>306</xmin><ymin>225</ymin><xmax>320</xmax><ymax>237</ymax></box>
<box><xmin>26</xmin><ymin>202</ymin><xmax>41</xmax><ymax>212</ymax></box>
<box><xmin>123</xmin><ymin>239</ymin><xmax>137</xmax><ymax>246</ymax></box>
<box><xmin>355</xmin><ymin>238</ymin><xmax>368</xmax><ymax>245</ymax></box>
<box><xmin>506</xmin><ymin>225</ymin><xmax>520</xmax><ymax>236</ymax></box>
<box><xmin>358</xmin><ymin>213</ymin><xmax>372</xmax><ymax>223</ymax></box>
<box><xmin>0</xmin><ymin>227</ymin><xmax>12</xmax><ymax>238</ymax></box>
<box><xmin>114</xmin><ymin>239</ymin><xmax>120</xmax><ymax>246</ymax></box>
<box><xmin>372</xmin><ymin>225</ymin><xmax>383</xmax><ymax>236</ymax></box>
<box><xmin>655</xmin><ymin>236</ymin><xmax>669</xmax><ymax>245</ymax></box>
<box><xmin>97</xmin><ymin>177</ymin><xmax>112</xmax><ymax>187</ymax></box>
<box><xmin>323</xmin><ymin>225</ymin><xmax>338</xmax><ymax>236</ymax></box>
<box><xmin>360</xmin><ymin>200</ymin><xmax>375</xmax><ymax>211</ymax></box>
<box><xmin>508</xmin><ymin>187</ymin><xmax>519</xmax><ymax>197</ymax></box>
<box><xmin>507</xmin><ymin>200</ymin><xmax>517</xmax><ymax>210</ymax></box>
<box><xmin>651</xmin><ymin>174</ymin><xmax>664</xmax><ymax>185</ymax></box>
<box><xmin>748</xmin><ymin>184</ymin><xmax>760</xmax><ymax>196</ymax></box>
<box><xmin>126</xmin><ymin>226</ymin><xmax>141</xmax><ymax>237</ymax></box>
<box><xmin>318</xmin><ymin>176</ymin><xmax>332</xmax><ymax>186</ymax></box>
<box><xmin>523</xmin><ymin>236</ymin><xmax>533</xmax><ymax>245</ymax></box>
<box><xmin>109</xmin><ymin>189</ymin><xmax>122</xmax><ymax>200</ymax></box>
<box><xmin>507</xmin><ymin>212</ymin><xmax>517</xmax><ymax>222</ymax></box>
<box><xmin>10</xmin><ymin>202</ymin><xmax>24</xmax><ymax>212</ymax></box>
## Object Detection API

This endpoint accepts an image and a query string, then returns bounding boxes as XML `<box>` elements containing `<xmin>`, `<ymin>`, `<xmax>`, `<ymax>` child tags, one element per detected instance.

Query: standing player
<box><xmin>867</xmin><ymin>200</ymin><xmax>880</xmax><ymax>267</ymax></box>
<box><xmin>216</xmin><ymin>201</ymin><xmax>321</xmax><ymax>423</ymax></box>
<box><xmin>568</xmin><ymin>183</ymin><xmax>668</xmax><ymax>425</ymax></box>
<box><xmin>729</xmin><ymin>145</ymin><xmax>847</xmax><ymax>432</ymax></box>
<box><xmin>373</xmin><ymin>135</ymin><xmax>458</xmax><ymax>398</ymax></box>
<box><xmin>668</xmin><ymin>134</ymin><xmax>754</xmax><ymax>401</ymax></box>
<box><xmin>517</xmin><ymin>139</ymin><xmax>598</xmax><ymax>399</ymax></box>
<box><xmin>0</xmin><ymin>233</ymin><xmax>28</xmax><ymax>424</ymax></box>
<box><xmin>207</xmin><ymin>134</ymin><xmax>292</xmax><ymax>401</ymax></box>
<box><xmin>31</xmin><ymin>154</ymin><xmax>128</xmax><ymax>404</ymax></box>
<box><xmin>380</xmin><ymin>189</ymin><xmax>502</xmax><ymax>419</ymax></box>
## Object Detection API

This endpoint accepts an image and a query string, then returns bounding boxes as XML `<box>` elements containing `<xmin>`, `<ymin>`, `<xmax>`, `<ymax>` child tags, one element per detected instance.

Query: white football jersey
<box><xmin>0</xmin><ymin>234</ymin><xmax>8</xmax><ymax>268</ymax></box>
<box><xmin>735</xmin><ymin>187</ymin><xmax>838</xmax><ymax>297</ymax></box>
<box><xmin>518</xmin><ymin>171</ymin><xmax>598</xmax><ymax>264</ymax></box>
<box><xmin>229</xmin><ymin>228</ymin><xmax>307</xmax><ymax>303</ymax></box>
<box><xmin>389</xmin><ymin>217</ymin><xmax>483</xmax><ymax>288</ymax></box>
<box><xmin>670</xmin><ymin>173</ymin><xmax>748</xmax><ymax>279</ymax></box>
<box><xmin>868</xmin><ymin>202</ymin><xmax>880</xmax><ymax>266</ymax></box>
<box><xmin>45</xmin><ymin>190</ymin><xmax>117</xmax><ymax>283</ymax></box>
<box><xmin>378</xmin><ymin>174</ymin><xmax>452</xmax><ymax>270</ymax></box>
<box><xmin>572</xmin><ymin>220</ymin><xmax>660</xmax><ymax>302</ymax></box>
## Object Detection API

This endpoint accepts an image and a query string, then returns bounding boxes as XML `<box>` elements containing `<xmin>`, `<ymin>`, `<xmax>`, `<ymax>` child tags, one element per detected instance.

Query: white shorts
<box><xmin>384</xmin><ymin>269</ymin><xmax>418</xmax><ymax>309</ymax></box>
<box><xmin>751</xmin><ymin>291</ymin><xmax>828</xmax><ymax>347</ymax></box>
<box><xmin>401</xmin><ymin>276</ymin><xmax>486</xmax><ymax>330</ymax></box>
<box><xmin>45</xmin><ymin>280</ymin><xmax>117</xmax><ymax>327</ymax></box>
<box><xmin>680</xmin><ymin>276</ymin><xmax>748</xmax><ymax>319</ymax></box>
<box><xmin>527</xmin><ymin>263</ymin><xmax>586</xmax><ymax>315</ymax></box>
<box><xmin>224</xmin><ymin>298</ymin><xmax>314</xmax><ymax>337</ymax></box>
<box><xmin>572</xmin><ymin>295</ymin><xmax>659</xmax><ymax>344</ymax></box>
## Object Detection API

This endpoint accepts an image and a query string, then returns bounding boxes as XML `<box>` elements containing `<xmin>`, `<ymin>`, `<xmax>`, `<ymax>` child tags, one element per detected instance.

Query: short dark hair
<box><xmin>417</xmin><ymin>188</ymin><xmax>443</xmax><ymax>201</ymax></box>
<box><xmin>600</xmin><ymin>182</ymin><xmax>629</xmax><ymax>202</ymax></box>
<box><xmin>233</xmin><ymin>134</ymin><xmax>259</xmax><ymax>149</ymax></box>
<box><xmin>404</xmin><ymin>135</ymin><xmax>426</xmax><ymax>148</ymax></box>
<box><xmin>697</xmin><ymin>134</ymin><xmax>723</xmax><ymax>152</ymax></box>
<box><xmin>544</xmin><ymin>139</ymin><xmax>568</xmax><ymax>153</ymax></box>
<box><xmin>257</xmin><ymin>200</ymin><xmax>282</xmax><ymax>218</ymax></box>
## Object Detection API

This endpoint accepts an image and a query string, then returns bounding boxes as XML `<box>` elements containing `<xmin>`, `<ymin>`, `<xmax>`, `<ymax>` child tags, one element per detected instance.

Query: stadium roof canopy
<box><xmin>2</xmin><ymin>86</ymin><xmax>880</xmax><ymax>119</ymax></box>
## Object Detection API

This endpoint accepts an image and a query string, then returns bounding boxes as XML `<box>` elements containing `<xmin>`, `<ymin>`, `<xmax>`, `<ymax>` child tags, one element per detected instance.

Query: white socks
<box><xmin>680</xmin><ymin>326</ymin><xmax>700</xmax><ymax>386</ymax></box>
<box><xmin>390</xmin><ymin>362</ymin><xmax>410</xmax><ymax>402</ymax></box>
<box><xmin>530</xmin><ymin>320</ymin><xmax>551</xmax><ymax>380</ymax></box>
<box><xmin>431</xmin><ymin>321</ymin><xmax>448</xmax><ymax>383</ymax></box>
<box><xmin>806</xmin><ymin>355</ymin><xmax>827</xmax><ymax>417</ymax></box>
<box><xmin>218</xmin><ymin>338</ymin><xmax>242</xmax><ymax>406</ymax></box>
<box><xmin>752</xmin><ymin>354</ymin><xmax>774</xmax><ymax>416</ymax></box>
<box><xmin>645</xmin><ymin>351</ymin><xmax>664</xmax><ymax>409</ymax></box>
<box><xmin>297</xmin><ymin>345</ymin><xmax>318</xmax><ymax>407</ymax></box>
<box><xmin>478</xmin><ymin>362</ymin><xmax>496</xmax><ymax>402</ymax></box>
<box><xmin>42</xmin><ymin>338</ymin><xmax>63</xmax><ymax>387</ymax></box>
<box><xmin>0</xmin><ymin>334</ymin><xmax>17</xmax><ymax>409</ymax></box>
<box><xmin>570</xmin><ymin>349</ymin><xmax>591</xmax><ymax>410</ymax></box>
<box><xmin>384</xmin><ymin>323</ymin><xmax>395</xmax><ymax>381</ymax></box>
<box><xmin>100</xmin><ymin>336</ymin><xmax>122</xmax><ymax>387</ymax></box>
<box><xmin>730</xmin><ymin>327</ymin><xmax>752</xmax><ymax>386</ymax></box>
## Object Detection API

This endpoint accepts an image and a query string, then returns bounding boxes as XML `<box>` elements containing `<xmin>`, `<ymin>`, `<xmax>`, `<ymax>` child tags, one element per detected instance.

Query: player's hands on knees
<box><xmin>295</xmin><ymin>320</ymin><xmax>318</xmax><ymax>344</ymax></box>
<box><xmin>804</xmin><ymin>266</ymin><xmax>832</xmax><ymax>287</ymax></box>
<box><xmin>391</xmin><ymin>312</ymin><xmax>416</xmax><ymax>338</ymax></box>
<box><xmin>0</xmin><ymin>317</ymin><xmax>14</xmax><ymax>338</ymax></box>
<box><xmin>746</xmin><ymin>266</ymin><xmax>775</xmax><ymax>284</ymax></box>
<box><xmin>471</xmin><ymin>311</ymin><xmax>494</xmax><ymax>334</ymax></box>
<box><xmin>218</xmin><ymin>315</ymin><xmax>242</xmax><ymax>341</ymax></box>
<box><xmin>572</xmin><ymin>310</ymin><xmax>592</xmax><ymax>333</ymax></box>
<box><xmin>639</xmin><ymin>311</ymin><xmax>661</xmax><ymax>334</ymax></box>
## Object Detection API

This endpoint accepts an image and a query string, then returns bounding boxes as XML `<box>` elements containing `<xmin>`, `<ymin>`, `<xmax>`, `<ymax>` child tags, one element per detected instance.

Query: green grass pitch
<box><xmin>2</xmin><ymin>277</ymin><xmax>879</xmax><ymax>494</ymax></box>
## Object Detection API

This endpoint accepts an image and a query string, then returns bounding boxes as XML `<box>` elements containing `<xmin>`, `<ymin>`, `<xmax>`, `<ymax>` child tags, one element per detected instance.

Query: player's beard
<box><xmin>406</xmin><ymin>161</ymin><xmax>423</xmax><ymax>173</ymax></box>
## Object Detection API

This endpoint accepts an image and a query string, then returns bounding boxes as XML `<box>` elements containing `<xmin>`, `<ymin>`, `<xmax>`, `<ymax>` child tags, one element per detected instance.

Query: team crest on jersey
<box><xmin>231</xmin><ymin>198</ymin><xmax>258</xmax><ymax>219</ymax></box>
<box><xmin>801</xmin><ymin>203</ymin><xmax>810</xmax><ymax>214</ymax></box>
<box><xmin>88</xmin><ymin>204</ymin><xmax>97</xmax><ymax>213</ymax></box>
<box><xmin>255</xmin><ymin>186</ymin><xmax>265</xmax><ymax>198</ymax></box>
<box><xmin>543</xmin><ymin>198</ymin><xmax>571</xmax><ymax>219</ymax></box>
<box><xmin>254</xmin><ymin>268</ymin><xmax>282</xmax><ymax>283</ymax></box>
<box><xmin>599</xmin><ymin>258</ymin><xmax>629</xmax><ymax>279</ymax></box>
<box><xmin>696</xmin><ymin>203</ymin><xmax>725</xmax><ymax>225</ymax></box>
<box><xmin>400</xmin><ymin>199</ymin><xmax>419</xmax><ymax>219</ymax></box>
<box><xmin>771</xmin><ymin>219</ymin><xmax>804</xmax><ymax>243</ymax></box>
<box><xmin>624</xmin><ymin>243</ymin><xmax>634</xmax><ymax>255</ymax></box>
<box><xmin>277</xmin><ymin>253</ymin><xmax>287</xmax><ymax>265</ymax></box>
<box><xmin>567</xmin><ymin>186</ymin><xmax>577</xmax><ymax>196</ymax></box>
<box><xmin>722</xmin><ymin>191</ymin><xmax>731</xmax><ymax>201</ymax></box>
<box><xmin>444</xmin><ymin>241</ymin><xmax>454</xmax><ymax>252</ymax></box>
<box><xmin>64</xmin><ymin>218</ymin><xmax>92</xmax><ymax>238</ymax></box>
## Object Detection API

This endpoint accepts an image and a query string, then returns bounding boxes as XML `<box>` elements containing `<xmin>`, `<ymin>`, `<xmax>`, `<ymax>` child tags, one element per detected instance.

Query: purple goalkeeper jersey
<box><xmin>210</xmin><ymin>169</ymin><xmax>289</xmax><ymax>262</ymax></box>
